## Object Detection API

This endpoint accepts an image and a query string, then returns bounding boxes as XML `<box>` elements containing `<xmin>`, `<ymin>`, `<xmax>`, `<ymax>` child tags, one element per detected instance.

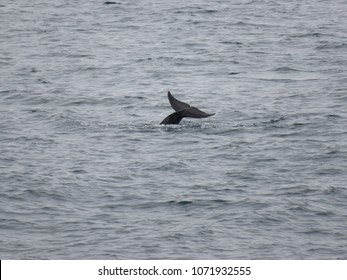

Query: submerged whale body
<box><xmin>160</xmin><ymin>92</ymin><xmax>215</xmax><ymax>125</ymax></box>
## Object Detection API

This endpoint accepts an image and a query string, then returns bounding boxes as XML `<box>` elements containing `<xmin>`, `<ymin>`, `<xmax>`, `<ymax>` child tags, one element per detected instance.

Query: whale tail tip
<box><xmin>161</xmin><ymin>91</ymin><xmax>214</xmax><ymax>125</ymax></box>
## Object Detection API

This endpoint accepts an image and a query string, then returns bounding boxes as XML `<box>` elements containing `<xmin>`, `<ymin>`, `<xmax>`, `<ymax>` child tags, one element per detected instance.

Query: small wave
<box><xmin>62</xmin><ymin>99</ymin><xmax>98</xmax><ymax>106</ymax></box>
<box><xmin>37</xmin><ymin>78</ymin><xmax>50</xmax><ymax>84</ymax></box>
<box><xmin>235</xmin><ymin>21</ymin><xmax>279</xmax><ymax>28</ymax></box>
<box><xmin>261</xmin><ymin>116</ymin><xmax>286</xmax><ymax>125</ymax></box>
<box><xmin>173</xmin><ymin>7</ymin><xmax>219</xmax><ymax>15</ymax></box>
<box><xmin>70</xmin><ymin>169</ymin><xmax>87</xmax><ymax>174</ymax></box>
<box><xmin>0</xmin><ymin>89</ymin><xmax>18</xmax><ymax>99</ymax></box>
<box><xmin>135</xmin><ymin>199</ymin><xmax>232</xmax><ymax>210</ymax></box>
<box><xmin>3</xmin><ymin>92</ymin><xmax>54</xmax><ymax>105</ymax></box>
<box><xmin>147</xmin><ymin>161</ymin><xmax>189</xmax><ymax>172</ymax></box>
<box><xmin>51</xmin><ymin>112</ymin><xmax>96</xmax><ymax>132</ymax></box>
<box><xmin>168</xmin><ymin>200</ymin><xmax>194</xmax><ymax>206</ymax></box>
<box><xmin>316</xmin><ymin>43</ymin><xmax>347</xmax><ymax>50</ymax></box>
<box><xmin>67</xmin><ymin>53</ymin><xmax>92</xmax><ymax>58</ymax></box>
<box><xmin>220</xmin><ymin>41</ymin><xmax>243</xmax><ymax>45</ymax></box>
<box><xmin>18</xmin><ymin>189</ymin><xmax>68</xmax><ymax>202</ymax></box>
<box><xmin>316</xmin><ymin>168</ymin><xmax>342</xmax><ymax>176</ymax></box>
<box><xmin>228</xmin><ymin>72</ymin><xmax>240</xmax><ymax>75</ymax></box>
<box><xmin>272</xmin><ymin>66</ymin><xmax>301</xmax><ymax>72</ymax></box>
<box><xmin>212</xmin><ymin>125</ymin><xmax>244</xmax><ymax>136</ymax></box>
<box><xmin>291</xmin><ymin>32</ymin><xmax>323</xmax><ymax>38</ymax></box>
<box><xmin>155</xmin><ymin>121</ymin><xmax>218</xmax><ymax>133</ymax></box>
<box><xmin>204</xmin><ymin>9</ymin><xmax>218</xmax><ymax>13</ymax></box>
<box><xmin>103</xmin><ymin>2</ymin><xmax>122</xmax><ymax>5</ymax></box>
<box><xmin>300</xmin><ymin>229</ymin><xmax>331</xmax><ymax>235</ymax></box>
<box><xmin>325</xmin><ymin>114</ymin><xmax>342</xmax><ymax>119</ymax></box>
<box><xmin>61</xmin><ymin>96</ymin><xmax>119</xmax><ymax>106</ymax></box>
<box><xmin>117</xmin><ymin>122</ymin><xmax>160</xmax><ymax>133</ymax></box>
<box><xmin>323</xmin><ymin>186</ymin><xmax>347</xmax><ymax>196</ymax></box>
<box><xmin>123</xmin><ymin>95</ymin><xmax>145</xmax><ymax>100</ymax></box>
<box><xmin>257</xmin><ymin>78</ymin><xmax>298</xmax><ymax>83</ymax></box>
<box><xmin>3</xmin><ymin>135</ymin><xmax>55</xmax><ymax>145</ymax></box>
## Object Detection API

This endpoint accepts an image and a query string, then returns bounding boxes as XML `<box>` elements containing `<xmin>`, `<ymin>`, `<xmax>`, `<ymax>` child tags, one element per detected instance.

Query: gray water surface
<box><xmin>1</xmin><ymin>0</ymin><xmax>347</xmax><ymax>259</ymax></box>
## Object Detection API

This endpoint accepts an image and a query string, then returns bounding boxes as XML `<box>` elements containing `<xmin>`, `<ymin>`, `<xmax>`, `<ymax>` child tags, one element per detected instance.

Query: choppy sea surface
<box><xmin>1</xmin><ymin>0</ymin><xmax>347</xmax><ymax>259</ymax></box>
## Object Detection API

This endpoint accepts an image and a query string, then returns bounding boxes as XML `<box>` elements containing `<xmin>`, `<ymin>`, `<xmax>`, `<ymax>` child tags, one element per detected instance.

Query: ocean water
<box><xmin>1</xmin><ymin>0</ymin><xmax>347</xmax><ymax>259</ymax></box>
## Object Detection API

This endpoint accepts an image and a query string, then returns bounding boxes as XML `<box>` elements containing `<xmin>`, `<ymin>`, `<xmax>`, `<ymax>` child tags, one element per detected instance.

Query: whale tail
<box><xmin>160</xmin><ymin>92</ymin><xmax>215</xmax><ymax>125</ymax></box>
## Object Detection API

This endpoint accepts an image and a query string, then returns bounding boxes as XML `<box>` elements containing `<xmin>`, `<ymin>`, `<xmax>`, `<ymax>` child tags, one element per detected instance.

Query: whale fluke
<box><xmin>160</xmin><ymin>91</ymin><xmax>215</xmax><ymax>125</ymax></box>
<box><xmin>168</xmin><ymin>91</ymin><xmax>190</xmax><ymax>112</ymax></box>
